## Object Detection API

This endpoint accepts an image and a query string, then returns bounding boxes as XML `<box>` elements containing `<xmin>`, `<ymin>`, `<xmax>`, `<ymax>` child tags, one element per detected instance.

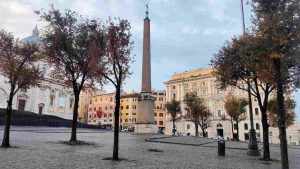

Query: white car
<box><xmin>212</xmin><ymin>135</ymin><xmax>224</xmax><ymax>140</ymax></box>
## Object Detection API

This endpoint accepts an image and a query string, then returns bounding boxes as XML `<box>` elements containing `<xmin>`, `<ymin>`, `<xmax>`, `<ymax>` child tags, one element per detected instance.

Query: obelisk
<box><xmin>135</xmin><ymin>4</ymin><xmax>158</xmax><ymax>134</ymax></box>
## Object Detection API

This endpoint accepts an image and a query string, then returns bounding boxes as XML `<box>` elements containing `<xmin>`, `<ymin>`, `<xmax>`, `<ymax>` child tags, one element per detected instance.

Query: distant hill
<box><xmin>0</xmin><ymin>109</ymin><xmax>101</xmax><ymax>129</ymax></box>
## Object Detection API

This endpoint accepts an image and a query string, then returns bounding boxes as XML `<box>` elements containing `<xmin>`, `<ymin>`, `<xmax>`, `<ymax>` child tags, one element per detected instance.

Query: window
<box><xmin>90</xmin><ymin>100</ymin><xmax>92</xmax><ymax>104</ymax></box>
<box><xmin>255</xmin><ymin>108</ymin><xmax>259</xmax><ymax>115</ymax></box>
<box><xmin>58</xmin><ymin>97</ymin><xmax>65</xmax><ymax>108</ymax></box>
<box><xmin>126</xmin><ymin>105</ymin><xmax>129</xmax><ymax>109</ymax></box>
<box><xmin>154</xmin><ymin>113</ymin><xmax>157</xmax><ymax>116</ymax></box>
<box><xmin>132</xmin><ymin>118</ymin><xmax>136</xmax><ymax>122</ymax></box>
<box><xmin>159</xmin><ymin>97</ymin><xmax>163</xmax><ymax>101</ymax></box>
<box><xmin>159</xmin><ymin>121</ymin><xmax>163</xmax><ymax>125</ymax></box>
<box><xmin>217</xmin><ymin>110</ymin><xmax>221</xmax><ymax>117</ymax></box>
<box><xmin>172</xmin><ymin>86</ymin><xmax>176</xmax><ymax>89</ymax></box>
<box><xmin>256</xmin><ymin>123</ymin><xmax>260</xmax><ymax>130</ymax></box>
<box><xmin>95</xmin><ymin>99</ymin><xmax>97</xmax><ymax>102</ymax></box>
<box><xmin>69</xmin><ymin>99</ymin><xmax>73</xmax><ymax>108</ymax></box>
<box><xmin>104</xmin><ymin>114</ymin><xmax>107</xmax><ymax>117</ymax></box>
<box><xmin>20</xmin><ymin>88</ymin><xmax>27</xmax><ymax>93</ymax></box>
<box><xmin>110</xmin><ymin>97</ymin><xmax>113</xmax><ymax>102</ymax></box>
<box><xmin>105</xmin><ymin>106</ymin><xmax>108</xmax><ymax>110</ymax></box>
<box><xmin>99</xmin><ymin>107</ymin><xmax>102</xmax><ymax>110</ymax></box>
<box><xmin>173</xmin><ymin>94</ymin><xmax>176</xmax><ymax>100</ymax></box>
<box><xmin>244</xmin><ymin>133</ymin><xmax>249</xmax><ymax>140</ymax></box>
<box><xmin>187</xmin><ymin>124</ymin><xmax>190</xmax><ymax>130</ymax></box>
<box><xmin>159</xmin><ymin>113</ymin><xmax>163</xmax><ymax>117</ymax></box>
<box><xmin>121</xmin><ymin>106</ymin><xmax>123</xmax><ymax>110</ymax></box>
<box><xmin>94</xmin><ymin>114</ymin><xmax>96</xmax><ymax>118</ymax></box>
<box><xmin>202</xmin><ymin>89</ymin><xmax>206</xmax><ymax>96</ymax></box>
<box><xmin>154</xmin><ymin>121</ymin><xmax>157</xmax><ymax>124</ymax></box>
<box><xmin>244</xmin><ymin>123</ymin><xmax>248</xmax><ymax>130</ymax></box>
<box><xmin>94</xmin><ymin>107</ymin><xmax>96</xmax><ymax>111</ymax></box>
<box><xmin>126</xmin><ymin>113</ymin><xmax>129</xmax><ymax>115</ymax></box>
<box><xmin>110</xmin><ymin>106</ymin><xmax>113</xmax><ymax>110</ymax></box>
<box><xmin>109</xmin><ymin>113</ymin><xmax>112</xmax><ymax>117</ymax></box>
<box><xmin>50</xmin><ymin>97</ymin><xmax>54</xmax><ymax>106</ymax></box>
<box><xmin>125</xmin><ymin>119</ymin><xmax>128</xmax><ymax>122</ymax></box>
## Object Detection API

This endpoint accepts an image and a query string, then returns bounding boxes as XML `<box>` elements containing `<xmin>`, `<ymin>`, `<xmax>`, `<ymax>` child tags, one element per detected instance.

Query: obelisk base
<box><xmin>134</xmin><ymin>123</ymin><xmax>158</xmax><ymax>134</ymax></box>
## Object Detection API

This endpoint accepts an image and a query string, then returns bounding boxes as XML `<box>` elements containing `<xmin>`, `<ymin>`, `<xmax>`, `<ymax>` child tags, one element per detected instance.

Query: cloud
<box><xmin>0</xmin><ymin>0</ymin><xmax>39</xmax><ymax>38</ymax></box>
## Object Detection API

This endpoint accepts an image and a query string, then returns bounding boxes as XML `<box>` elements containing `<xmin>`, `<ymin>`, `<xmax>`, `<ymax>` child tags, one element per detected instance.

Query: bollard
<box><xmin>218</xmin><ymin>140</ymin><xmax>225</xmax><ymax>156</ymax></box>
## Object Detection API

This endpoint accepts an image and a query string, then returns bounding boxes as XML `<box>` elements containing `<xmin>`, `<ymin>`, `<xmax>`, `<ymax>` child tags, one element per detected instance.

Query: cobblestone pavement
<box><xmin>0</xmin><ymin>126</ymin><xmax>299</xmax><ymax>169</ymax></box>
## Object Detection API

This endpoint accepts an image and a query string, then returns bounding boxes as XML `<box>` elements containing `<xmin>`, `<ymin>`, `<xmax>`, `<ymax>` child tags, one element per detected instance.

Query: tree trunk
<box><xmin>236</xmin><ymin>120</ymin><xmax>239</xmax><ymax>141</ymax></box>
<box><xmin>254</xmin><ymin>78</ymin><xmax>271</xmax><ymax>160</ymax></box>
<box><xmin>1</xmin><ymin>88</ymin><xmax>14</xmax><ymax>147</ymax></box>
<box><xmin>172</xmin><ymin>119</ymin><xmax>176</xmax><ymax>135</ymax></box>
<box><xmin>261</xmin><ymin>109</ymin><xmax>270</xmax><ymax>160</ymax></box>
<box><xmin>194</xmin><ymin>121</ymin><xmax>198</xmax><ymax>137</ymax></box>
<box><xmin>230</xmin><ymin>119</ymin><xmax>234</xmax><ymax>140</ymax></box>
<box><xmin>113</xmin><ymin>85</ymin><xmax>121</xmax><ymax>161</ymax></box>
<box><xmin>201</xmin><ymin>128</ymin><xmax>206</xmax><ymax>137</ymax></box>
<box><xmin>274</xmin><ymin>58</ymin><xmax>289</xmax><ymax>169</ymax></box>
<box><xmin>70</xmin><ymin>90</ymin><xmax>80</xmax><ymax>142</ymax></box>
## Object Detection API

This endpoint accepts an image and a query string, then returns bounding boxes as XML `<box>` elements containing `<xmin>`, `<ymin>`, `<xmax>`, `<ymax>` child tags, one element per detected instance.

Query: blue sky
<box><xmin>0</xmin><ymin>0</ymin><xmax>299</xmax><ymax>121</ymax></box>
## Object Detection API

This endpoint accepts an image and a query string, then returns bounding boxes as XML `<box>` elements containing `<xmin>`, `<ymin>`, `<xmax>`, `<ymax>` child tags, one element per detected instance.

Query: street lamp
<box><xmin>240</xmin><ymin>0</ymin><xmax>260</xmax><ymax>156</ymax></box>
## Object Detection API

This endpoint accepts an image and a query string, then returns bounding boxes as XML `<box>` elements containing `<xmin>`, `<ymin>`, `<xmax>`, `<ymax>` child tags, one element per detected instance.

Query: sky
<box><xmin>0</xmin><ymin>0</ymin><xmax>299</xmax><ymax>121</ymax></box>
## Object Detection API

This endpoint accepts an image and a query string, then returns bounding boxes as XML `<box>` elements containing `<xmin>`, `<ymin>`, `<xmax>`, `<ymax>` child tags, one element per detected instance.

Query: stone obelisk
<box><xmin>135</xmin><ymin>4</ymin><xmax>158</xmax><ymax>134</ymax></box>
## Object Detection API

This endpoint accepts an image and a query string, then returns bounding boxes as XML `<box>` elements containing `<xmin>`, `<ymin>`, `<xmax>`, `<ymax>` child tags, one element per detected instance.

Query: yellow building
<box><xmin>77</xmin><ymin>89</ymin><xmax>94</xmax><ymax>124</ymax></box>
<box><xmin>153</xmin><ymin>91</ymin><xmax>166</xmax><ymax>133</ymax></box>
<box><xmin>120</xmin><ymin>93</ymin><xmax>139</xmax><ymax>129</ymax></box>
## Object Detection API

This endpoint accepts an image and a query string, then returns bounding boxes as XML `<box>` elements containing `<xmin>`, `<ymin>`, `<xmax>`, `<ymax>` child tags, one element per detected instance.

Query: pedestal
<box><xmin>134</xmin><ymin>92</ymin><xmax>157</xmax><ymax>134</ymax></box>
<box><xmin>134</xmin><ymin>123</ymin><xmax>158</xmax><ymax>134</ymax></box>
<box><xmin>247</xmin><ymin>129</ymin><xmax>260</xmax><ymax>156</ymax></box>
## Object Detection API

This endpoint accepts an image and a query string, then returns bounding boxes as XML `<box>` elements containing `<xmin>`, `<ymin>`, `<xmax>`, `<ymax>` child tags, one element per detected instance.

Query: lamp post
<box><xmin>240</xmin><ymin>0</ymin><xmax>260</xmax><ymax>156</ymax></box>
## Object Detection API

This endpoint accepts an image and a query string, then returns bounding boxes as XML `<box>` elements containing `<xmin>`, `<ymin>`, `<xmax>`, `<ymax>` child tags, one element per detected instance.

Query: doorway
<box><xmin>216</xmin><ymin>123</ymin><xmax>224</xmax><ymax>137</ymax></box>
<box><xmin>18</xmin><ymin>99</ymin><xmax>26</xmax><ymax>111</ymax></box>
<box><xmin>217</xmin><ymin>129</ymin><xmax>224</xmax><ymax>137</ymax></box>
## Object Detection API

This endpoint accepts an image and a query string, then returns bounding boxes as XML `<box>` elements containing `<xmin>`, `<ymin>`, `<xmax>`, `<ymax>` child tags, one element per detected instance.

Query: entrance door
<box><xmin>38</xmin><ymin>106</ymin><xmax>43</xmax><ymax>115</ymax></box>
<box><xmin>18</xmin><ymin>99</ymin><xmax>26</xmax><ymax>111</ymax></box>
<box><xmin>217</xmin><ymin>129</ymin><xmax>224</xmax><ymax>137</ymax></box>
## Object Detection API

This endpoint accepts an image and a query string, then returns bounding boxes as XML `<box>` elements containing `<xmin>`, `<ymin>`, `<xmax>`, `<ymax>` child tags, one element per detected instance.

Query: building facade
<box><xmin>87</xmin><ymin>92</ymin><xmax>115</xmax><ymax>128</ymax></box>
<box><xmin>83</xmin><ymin>91</ymin><xmax>166</xmax><ymax>132</ymax></box>
<box><xmin>153</xmin><ymin>91</ymin><xmax>166</xmax><ymax>132</ymax></box>
<box><xmin>120</xmin><ymin>93</ymin><xmax>139</xmax><ymax>129</ymax></box>
<box><xmin>0</xmin><ymin>27</ymin><xmax>74</xmax><ymax>119</ymax></box>
<box><xmin>165</xmin><ymin>68</ymin><xmax>264</xmax><ymax>141</ymax></box>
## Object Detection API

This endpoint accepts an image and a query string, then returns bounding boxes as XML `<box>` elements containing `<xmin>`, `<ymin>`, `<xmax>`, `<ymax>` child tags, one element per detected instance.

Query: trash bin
<box><xmin>218</xmin><ymin>140</ymin><xmax>225</xmax><ymax>156</ymax></box>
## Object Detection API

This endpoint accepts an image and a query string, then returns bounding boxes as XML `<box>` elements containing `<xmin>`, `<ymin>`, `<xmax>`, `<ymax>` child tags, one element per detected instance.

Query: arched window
<box><xmin>244</xmin><ymin>123</ymin><xmax>248</xmax><ymax>130</ymax></box>
<box><xmin>256</xmin><ymin>123</ymin><xmax>260</xmax><ymax>130</ymax></box>
<box><xmin>187</xmin><ymin>124</ymin><xmax>190</xmax><ymax>130</ymax></box>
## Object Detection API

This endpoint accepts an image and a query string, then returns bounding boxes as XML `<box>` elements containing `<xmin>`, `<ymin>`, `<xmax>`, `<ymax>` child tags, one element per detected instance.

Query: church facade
<box><xmin>0</xmin><ymin>27</ymin><xmax>74</xmax><ymax>120</ymax></box>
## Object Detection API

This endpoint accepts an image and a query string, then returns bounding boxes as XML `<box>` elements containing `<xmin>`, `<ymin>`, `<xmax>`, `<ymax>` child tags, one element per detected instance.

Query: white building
<box><xmin>0</xmin><ymin>27</ymin><xmax>74</xmax><ymax>119</ymax></box>
<box><xmin>164</xmin><ymin>68</ymin><xmax>300</xmax><ymax>145</ymax></box>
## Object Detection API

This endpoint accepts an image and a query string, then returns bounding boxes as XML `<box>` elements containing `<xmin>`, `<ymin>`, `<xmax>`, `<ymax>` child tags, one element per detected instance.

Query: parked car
<box><xmin>128</xmin><ymin>127</ymin><xmax>134</xmax><ymax>132</ymax></box>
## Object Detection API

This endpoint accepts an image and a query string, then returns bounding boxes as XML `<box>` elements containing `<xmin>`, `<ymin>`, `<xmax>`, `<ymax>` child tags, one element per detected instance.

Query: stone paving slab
<box><xmin>0</xmin><ymin>126</ymin><xmax>299</xmax><ymax>169</ymax></box>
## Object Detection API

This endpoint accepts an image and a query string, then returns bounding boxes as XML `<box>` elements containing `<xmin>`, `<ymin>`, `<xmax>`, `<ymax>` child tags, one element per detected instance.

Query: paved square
<box><xmin>0</xmin><ymin>126</ymin><xmax>299</xmax><ymax>169</ymax></box>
